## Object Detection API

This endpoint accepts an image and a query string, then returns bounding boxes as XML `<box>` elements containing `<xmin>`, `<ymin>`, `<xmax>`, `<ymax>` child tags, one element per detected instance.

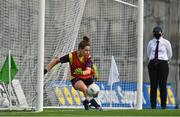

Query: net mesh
<box><xmin>0</xmin><ymin>0</ymin><xmax>39</xmax><ymax>109</ymax></box>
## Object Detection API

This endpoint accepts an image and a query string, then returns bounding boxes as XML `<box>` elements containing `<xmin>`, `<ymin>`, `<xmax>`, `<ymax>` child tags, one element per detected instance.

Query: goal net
<box><xmin>44</xmin><ymin>0</ymin><xmax>139</xmax><ymax>109</ymax></box>
<box><xmin>0</xmin><ymin>0</ymin><xmax>39</xmax><ymax>110</ymax></box>
<box><xmin>0</xmin><ymin>0</ymin><xmax>141</xmax><ymax>110</ymax></box>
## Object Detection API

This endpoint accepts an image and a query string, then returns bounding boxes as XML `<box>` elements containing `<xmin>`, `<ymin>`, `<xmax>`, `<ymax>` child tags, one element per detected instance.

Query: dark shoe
<box><xmin>90</xmin><ymin>99</ymin><xmax>102</xmax><ymax>111</ymax></box>
<box><xmin>90</xmin><ymin>99</ymin><xmax>100</xmax><ymax>108</ymax></box>
<box><xmin>175</xmin><ymin>104</ymin><xmax>179</xmax><ymax>109</ymax></box>
<box><xmin>83</xmin><ymin>100</ymin><xmax>89</xmax><ymax>110</ymax></box>
<box><xmin>161</xmin><ymin>104</ymin><xmax>166</xmax><ymax>109</ymax></box>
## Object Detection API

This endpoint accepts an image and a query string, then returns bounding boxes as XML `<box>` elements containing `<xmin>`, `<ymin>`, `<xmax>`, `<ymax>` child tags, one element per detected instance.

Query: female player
<box><xmin>44</xmin><ymin>36</ymin><xmax>102</xmax><ymax>110</ymax></box>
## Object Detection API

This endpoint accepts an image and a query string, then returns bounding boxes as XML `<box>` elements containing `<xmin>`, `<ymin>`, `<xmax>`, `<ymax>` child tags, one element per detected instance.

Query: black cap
<box><xmin>153</xmin><ymin>26</ymin><xmax>162</xmax><ymax>33</ymax></box>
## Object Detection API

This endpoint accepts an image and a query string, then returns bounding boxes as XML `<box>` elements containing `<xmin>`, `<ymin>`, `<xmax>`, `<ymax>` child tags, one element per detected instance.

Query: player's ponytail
<box><xmin>83</xmin><ymin>36</ymin><xmax>90</xmax><ymax>42</ymax></box>
<box><xmin>78</xmin><ymin>36</ymin><xmax>91</xmax><ymax>50</ymax></box>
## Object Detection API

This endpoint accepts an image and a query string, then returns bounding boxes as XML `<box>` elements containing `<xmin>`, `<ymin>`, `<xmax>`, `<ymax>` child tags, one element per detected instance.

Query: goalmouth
<box><xmin>0</xmin><ymin>0</ymin><xmax>143</xmax><ymax>111</ymax></box>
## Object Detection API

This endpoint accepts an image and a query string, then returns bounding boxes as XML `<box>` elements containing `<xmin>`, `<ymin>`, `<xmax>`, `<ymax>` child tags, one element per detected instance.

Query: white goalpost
<box><xmin>136</xmin><ymin>0</ymin><xmax>144</xmax><ymax>110</ymax></box>
<box><xmin>36</xmin><ymin>0</ymin><xmax>45</xmax><ymax>112</ymax></box>
<box><xmin>0</xmin><ymin>0</ymin><xmax>143</xmax><ymax>111</ymax></box>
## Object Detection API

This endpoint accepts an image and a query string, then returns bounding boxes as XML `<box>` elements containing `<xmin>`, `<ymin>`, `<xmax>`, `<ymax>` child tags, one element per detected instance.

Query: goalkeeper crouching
<box><xmin>44</xmin><ymin>36</ymin><xmax>102</xmax><ymax>111</ymax></box>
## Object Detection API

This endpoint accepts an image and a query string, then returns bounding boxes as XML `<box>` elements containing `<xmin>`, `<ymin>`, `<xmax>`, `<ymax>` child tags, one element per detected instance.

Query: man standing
<box><xmin>147</xmin><ymin>26</ymin><xmax>172</xmax><ymax>109</ymax></box>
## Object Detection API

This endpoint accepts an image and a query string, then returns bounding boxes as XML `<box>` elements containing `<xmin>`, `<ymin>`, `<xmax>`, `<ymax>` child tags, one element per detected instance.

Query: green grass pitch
<box><xmin>1</xmin><ymin>108</ymin><xmax>180</xmax><ymax>116</ymax></box>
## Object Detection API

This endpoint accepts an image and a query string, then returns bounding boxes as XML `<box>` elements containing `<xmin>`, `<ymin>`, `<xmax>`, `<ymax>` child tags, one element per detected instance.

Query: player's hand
<box><xmin>74</xmin><ymin>68</ymin><xmax>83</xmax><ymax>75</ymax></box>
<box><xmin>44</xmin><ymin>69</ymin><xmax>48</xmax><ymax>74</ymax></box>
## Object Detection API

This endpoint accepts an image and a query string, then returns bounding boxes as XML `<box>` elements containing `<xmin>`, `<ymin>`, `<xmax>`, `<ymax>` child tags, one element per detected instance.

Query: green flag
<box><xmin>0</xmin><ymin>55</ymin><xmax>18</xmax><ymax>84</ymax></box>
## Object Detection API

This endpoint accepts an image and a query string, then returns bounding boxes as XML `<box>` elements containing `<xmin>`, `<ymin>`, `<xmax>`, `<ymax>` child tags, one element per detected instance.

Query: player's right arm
<box><xmin>47</xmin><ymin>58</ymin><xmax>60</xmax><ymax>71</ymax></box>
<box><xmin>44</xmin><ymin>54</ymin><xmax>70</xmax><ymax>74</ymax></box>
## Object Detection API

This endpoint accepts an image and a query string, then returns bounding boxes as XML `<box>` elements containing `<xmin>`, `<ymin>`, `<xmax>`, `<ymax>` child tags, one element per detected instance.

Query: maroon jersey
<box><xmin>70</xmin><ymin>51</ymin><xmax>94</xmax><ymax>79</ymax></box>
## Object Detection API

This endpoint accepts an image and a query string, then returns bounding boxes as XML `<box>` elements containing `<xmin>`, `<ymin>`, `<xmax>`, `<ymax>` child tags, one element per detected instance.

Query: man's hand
<box><xmin>74</xmin><ymin>68</ymin><xmax>83</xmax><ymax>75</ymax></box>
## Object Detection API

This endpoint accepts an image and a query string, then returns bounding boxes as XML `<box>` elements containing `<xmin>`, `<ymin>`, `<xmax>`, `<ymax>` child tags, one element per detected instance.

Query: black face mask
<box><xmin>154</xmin><ymin>33</ymin><xmax>161</xmax><ymax>39</ymax></box>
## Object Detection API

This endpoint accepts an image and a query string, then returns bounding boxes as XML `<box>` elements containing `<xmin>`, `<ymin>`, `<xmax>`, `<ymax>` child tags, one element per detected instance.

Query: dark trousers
<box><xmin>148</xmin><ymin>60</ymin><xmax>169</xmax><ymax>109</ymax></box>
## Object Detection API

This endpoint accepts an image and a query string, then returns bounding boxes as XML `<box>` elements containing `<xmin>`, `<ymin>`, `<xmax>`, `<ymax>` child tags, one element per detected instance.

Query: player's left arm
<box><xmin>73</xmin><ymin>67</ymin><xmax>92</xmax><ymax>75</ymax></box>
<box><xmin>83</xmin><ymin>67</ymin><xmax>92</xmax><ymax>75</ymax></box>
<box><xmin>83</xmin><ymin>58</ymin><xmax>93</xmax><ymax>75</ymax></box>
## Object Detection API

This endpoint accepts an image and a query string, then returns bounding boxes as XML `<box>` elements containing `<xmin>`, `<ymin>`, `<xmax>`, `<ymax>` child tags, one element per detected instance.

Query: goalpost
<box><xmin>137</xmin><ymin>0</ymin><xmax>144</xmax><ymax>110</ymax></box>
<box><xmin>36</xmin><ymin>0</ymin><xmax>45</xmax><ymax>112</ymax></box>
<box><xmin>0</xmin><ymin>0</ymin><xmax>143</xmax><ymax>111</ymax></box>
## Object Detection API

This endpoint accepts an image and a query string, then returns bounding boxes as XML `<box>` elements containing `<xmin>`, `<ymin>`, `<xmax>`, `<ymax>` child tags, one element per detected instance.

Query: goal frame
<box><xmin>37</xmin><ymin>0</ymin><xmax>144</xmax><ymax>111</ymax></box>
